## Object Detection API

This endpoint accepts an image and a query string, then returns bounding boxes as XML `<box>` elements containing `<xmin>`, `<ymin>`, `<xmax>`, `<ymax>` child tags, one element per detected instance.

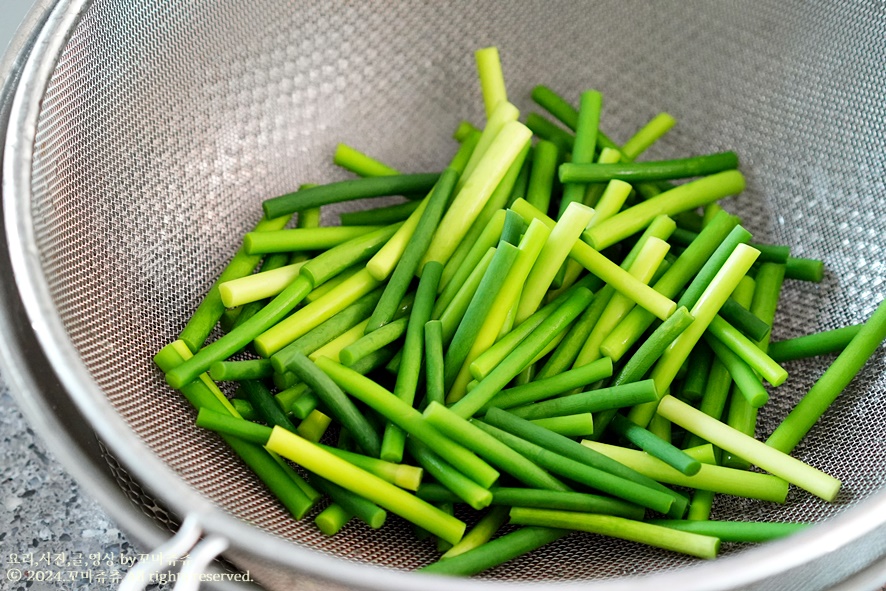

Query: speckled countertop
<box><xmin>0</xmin><ymin>376</ymin><xmax>157</xmax><ymax>590</ymax></box>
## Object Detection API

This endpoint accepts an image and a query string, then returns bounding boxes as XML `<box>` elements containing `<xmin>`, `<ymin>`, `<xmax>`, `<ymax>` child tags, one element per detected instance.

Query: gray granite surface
<box><xmin>0</xmin><ymin>377</ymin><xmax>162</xmax><ymax>591</ymax></box>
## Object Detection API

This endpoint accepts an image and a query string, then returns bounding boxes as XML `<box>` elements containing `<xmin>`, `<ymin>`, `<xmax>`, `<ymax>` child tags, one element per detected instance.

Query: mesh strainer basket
<box><xmin>3</xmin><ymin>0</ymin><xmax>886</xmax><ymax>589</ymax></box>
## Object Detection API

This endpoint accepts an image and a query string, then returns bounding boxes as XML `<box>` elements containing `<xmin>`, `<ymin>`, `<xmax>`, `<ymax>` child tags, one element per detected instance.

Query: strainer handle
<box><xmin>117</xmin><ymin>514</ymin><xmax>228</xmax><ymax>591</ymax></box>
<box><xmin>172</xmin><ymin>535</ymin><xmax>230</xmax><ymax>591</ymax></box>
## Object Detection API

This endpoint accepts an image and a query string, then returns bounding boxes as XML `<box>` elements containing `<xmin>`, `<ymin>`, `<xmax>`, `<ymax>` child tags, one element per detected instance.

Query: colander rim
<box><xmin>2</xmin><ymin>1</ymin><xmax>886</xmax><ymax>590</ymax></box>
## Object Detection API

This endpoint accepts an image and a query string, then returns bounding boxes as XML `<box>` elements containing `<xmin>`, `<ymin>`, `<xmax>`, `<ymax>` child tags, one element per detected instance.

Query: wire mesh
<box><xmin>19</xmin><ymin>0</ymin><xmax>886</xmax><ymax>586</ymax></box>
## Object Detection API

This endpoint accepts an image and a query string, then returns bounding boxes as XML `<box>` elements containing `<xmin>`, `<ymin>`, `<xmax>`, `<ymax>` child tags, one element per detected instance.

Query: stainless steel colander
<box><xmin>3</xmin><ymin>0</ymin><xmax>886</xmax><ymax>589</ymax></box>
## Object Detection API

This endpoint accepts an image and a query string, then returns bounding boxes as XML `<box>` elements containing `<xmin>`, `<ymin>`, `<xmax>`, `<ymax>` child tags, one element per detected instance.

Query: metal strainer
<box><xmin>3</xmin><ymin>0</ymin><xmax>886</xmax><ymax>589</ymax></box>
